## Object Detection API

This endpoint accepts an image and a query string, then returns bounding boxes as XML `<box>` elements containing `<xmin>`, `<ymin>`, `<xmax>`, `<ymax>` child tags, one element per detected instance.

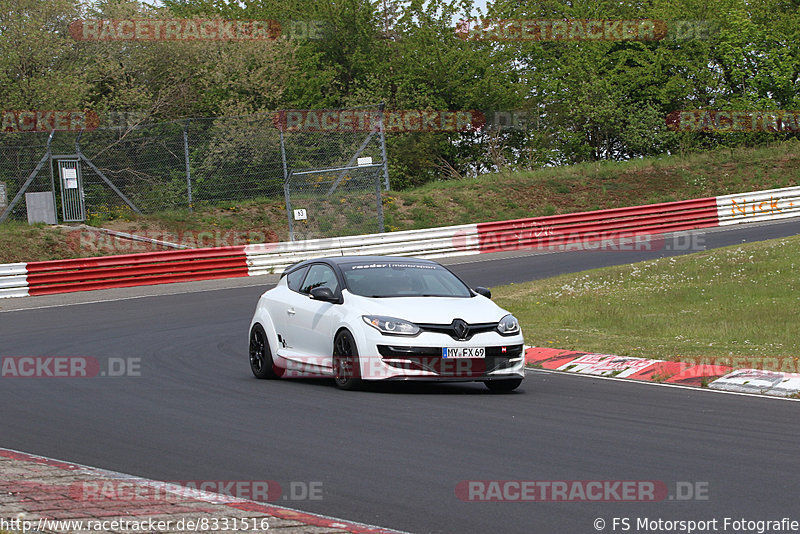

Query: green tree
<box><xmin>0</xmin><ymin>0</ymin><xmax>87</xmax><ymax>108</ymax></box>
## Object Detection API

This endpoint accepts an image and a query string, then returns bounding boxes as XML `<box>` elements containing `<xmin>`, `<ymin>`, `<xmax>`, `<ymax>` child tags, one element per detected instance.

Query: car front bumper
<box><xmin>355</xmin><ymin>329</ymin><xmax>526</xmax><ymax>381</ymax></box>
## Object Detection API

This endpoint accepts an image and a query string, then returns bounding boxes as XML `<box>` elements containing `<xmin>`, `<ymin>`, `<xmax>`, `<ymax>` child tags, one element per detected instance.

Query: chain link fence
<box><xmin>0</xmin><ymin>104</ymin><xmax>388</xmax><ymax>241</ymax></box>
<box><xmin>286</xmin><ymin>163</ymin><xmax>385</xmax><ymax>240</ymax></box>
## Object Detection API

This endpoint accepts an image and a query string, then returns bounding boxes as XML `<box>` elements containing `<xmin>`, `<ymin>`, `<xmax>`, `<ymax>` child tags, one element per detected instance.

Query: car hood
<box><xmin>343</xmin><ymin>291</ymin><xmax>510</xmax><ymax>324</ymax></box>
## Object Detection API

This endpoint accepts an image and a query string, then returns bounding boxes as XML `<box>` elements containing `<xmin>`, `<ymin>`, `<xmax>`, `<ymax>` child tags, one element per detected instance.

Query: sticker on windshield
<box><xmin>348</xmin><ymin>263</ymin><xmax>436</xmax><ymax>270</ymax></box>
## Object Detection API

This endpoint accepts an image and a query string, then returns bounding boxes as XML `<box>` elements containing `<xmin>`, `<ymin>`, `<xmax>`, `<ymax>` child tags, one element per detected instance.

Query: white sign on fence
<box><xmin>62</xmin><ymin>168</ymin><xmax>78</xmax><ymax>189</ymax></box>
<box><xmin>293</xmin><ymin>209</ymin><xmax>308</xmax><ymax>221</ymax></box>
<box><xmin>0</xmin><ymin>181</ymin><xmax>6</xmax><ymax>212</ymax></box>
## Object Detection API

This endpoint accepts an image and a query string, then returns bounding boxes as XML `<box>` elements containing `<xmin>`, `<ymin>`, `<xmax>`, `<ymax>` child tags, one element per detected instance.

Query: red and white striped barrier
<box><xmin>475</xmin><ymin>196</ymin><xmax>719</xmax><ymax>253</ymax></box>
<box><xmin>242</xmin><ymin>195</ymin><xmax>721</xmax><ymax>273</ymax></box>
<box><xmin>0</xmin><ymin>247</ymin><xmax>248</xmax><ymax>297</ymax></box>
<box><xmin>2</xmin><ymin>185</ymin><xmax>800</xmax><ymax>298</ymax></box>
<box><xmin>717</xmin><ymin>185</ymin><xmax>800</xmax><ymax>225</ymax></box>
<box><xmin>0</xmin><ymin>263</ymin><xmax>28</xmax><ymax>298</ymax></box>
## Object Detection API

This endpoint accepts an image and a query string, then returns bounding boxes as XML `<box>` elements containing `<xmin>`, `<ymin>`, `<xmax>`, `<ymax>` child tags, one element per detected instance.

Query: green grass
<box><xmin>2</xmin><ymin>139</ymin><xmax>800</xmax><ymax>262</ymax></box>
<box><xmin>0</xmin><ymin>221</ymin><xmax>82</xmax><ymax>262</ymax></box>
<box><xmin>148</xmin><ymin>139</ymin><xmax>800</xmax><ymax>234</ymax></box>
<box><xmin>493</xmin><ymin>235</ymin><xmax>800</xmax><ymax>364</ymax></box>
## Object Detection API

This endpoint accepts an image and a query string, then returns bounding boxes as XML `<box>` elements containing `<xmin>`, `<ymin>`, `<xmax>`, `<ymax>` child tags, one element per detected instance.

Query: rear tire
<box><xmin>484</xmin><ymin>378</ymin><xmax>522</xmax><ymax>393</ymax></box>
<box><xmin>332</xmin><ymin>330</ymin><xmax>362</xmax><ymax>390</ymax></box>
<box><xmin>249</xmin><ymin>324</ymin><xmax>278</xmax><ymax>379</ymax></box>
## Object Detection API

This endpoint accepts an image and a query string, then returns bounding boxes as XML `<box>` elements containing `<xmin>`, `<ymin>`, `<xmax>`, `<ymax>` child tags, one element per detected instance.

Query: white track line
<box><xmin>0</xmin><ymin>279</ymin><xmax>275</xmax><ymax>313</ymax></box>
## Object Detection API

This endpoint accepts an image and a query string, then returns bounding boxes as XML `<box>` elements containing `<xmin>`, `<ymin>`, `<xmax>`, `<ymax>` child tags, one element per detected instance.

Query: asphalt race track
<box><xmin>2</xmin><ymin>221</ymin><xmax>799</xmax><ymax>534</ymax></box>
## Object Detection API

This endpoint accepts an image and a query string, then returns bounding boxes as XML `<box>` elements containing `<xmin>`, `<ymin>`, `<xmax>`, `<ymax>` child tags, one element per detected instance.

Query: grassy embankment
<box><xmin>494</xmin><ymin>235</ymin><xmax>800</xmax><ymax>369</ymax></box>
<box><xmin>1</xmin><ymin>140</ymin><xmax>799</xmax><ymax>263</ymax></box>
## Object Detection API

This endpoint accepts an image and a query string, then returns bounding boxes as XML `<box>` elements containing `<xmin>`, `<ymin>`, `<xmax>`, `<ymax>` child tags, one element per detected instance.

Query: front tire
<box><xmin>332</xmin><ymin>330</ymin><xmax>362</xmax><ymax>390</ymax></box>
<box><xmin>484</xmin><ymin>378</ymin><xmax>523</xmax><ymax>393</ymax></box>
<box><xmin>249</xmin><ymin>324</ymin><xmax>278</xmax><ymax>379</ymax></box>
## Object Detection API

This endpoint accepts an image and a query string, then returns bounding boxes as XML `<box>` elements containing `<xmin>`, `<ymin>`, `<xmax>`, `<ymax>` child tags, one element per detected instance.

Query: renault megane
<box><xmin>248</xmin><ymin>256</ymin><xmax>525</xmax><ymax>391</ymax></box>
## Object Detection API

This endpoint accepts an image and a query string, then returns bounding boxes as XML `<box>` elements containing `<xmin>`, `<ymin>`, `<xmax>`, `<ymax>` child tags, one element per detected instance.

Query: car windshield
<box><xmin>341</xmin><ymin>261</ymin><xmax>472</xmax><ymax>298</ymax></box>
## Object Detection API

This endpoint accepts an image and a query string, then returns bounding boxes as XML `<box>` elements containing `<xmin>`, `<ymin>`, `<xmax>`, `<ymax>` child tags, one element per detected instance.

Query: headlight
<box><xmin>496</xmin><ymin>314</ymin><xmax>520</xmax><ymax>336</ymax></box>
<box><xmin>362</xmin><ymin>315</ymin><xmax>420</xmax><ymax>336</ymax></box>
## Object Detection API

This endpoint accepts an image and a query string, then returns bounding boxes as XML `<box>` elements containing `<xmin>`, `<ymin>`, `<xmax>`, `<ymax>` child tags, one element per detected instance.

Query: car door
<box><xmin>292</xmin><ymin>263</ymin><xmax>341</xmax><ymax>366</ymax></box>
<box><xmin>267</xmin><ymin>265</ymin><xmax>309</xmax><ymax>356</ymax></box>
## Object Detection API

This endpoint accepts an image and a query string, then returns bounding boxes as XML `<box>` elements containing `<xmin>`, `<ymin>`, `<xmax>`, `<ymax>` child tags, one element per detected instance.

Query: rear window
<box><xmin>341</xmin><ymin>261</ymin><xmax>471</xmax><ymax>298</ymax></box>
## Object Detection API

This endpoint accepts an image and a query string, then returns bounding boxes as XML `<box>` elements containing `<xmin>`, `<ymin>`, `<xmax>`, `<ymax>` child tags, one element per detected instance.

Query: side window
<box><xmin>286</xmin><ymin>266</ymin><xmax>309</xmax><ymax>293</ymax></box>
<box><xmin>300</xmin><ymin>264</ymin><xmax>339</xmax><ymax>295</ymax></box>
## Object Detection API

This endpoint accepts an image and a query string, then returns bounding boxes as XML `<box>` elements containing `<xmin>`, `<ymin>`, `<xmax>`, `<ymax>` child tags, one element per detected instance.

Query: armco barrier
<box><xmin>243</xmin><ymin>197</ymin><xmax>719</xmax><ymax>274</ymax></box>
<box><xmin>24</xmin><ymin>246</ymin><xmax>248</xmax><ymax>296</ymax></box>
<box><xmin>717</xmin><ymin>185</ymin><xmax>800</xmax><ymax>226</ymax></box>
<box><xmin>2</xmin><ymin>185</ymin><xmax>800</xmax><ymax>298</ymax></box>
<box><xmin>0</xmin><ymin>263</ymin><xmax>28</xmax><ymax>298</ymax></box>
<box><xmin>245</xmin><ymin>224</ymin><xmax>480</xmax><ymax>275</ymax></box>
<box><xmin>477</xmin><ymin>197</ymin><xmax>719</xmax><ymax>252</ymax></box>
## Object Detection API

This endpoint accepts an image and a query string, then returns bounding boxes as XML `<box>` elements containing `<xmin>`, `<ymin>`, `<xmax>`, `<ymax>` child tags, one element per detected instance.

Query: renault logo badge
<box><xmin>452</xmin><ymin>319</ymin><xmax>469</xmax><ymax>340</ymax></box>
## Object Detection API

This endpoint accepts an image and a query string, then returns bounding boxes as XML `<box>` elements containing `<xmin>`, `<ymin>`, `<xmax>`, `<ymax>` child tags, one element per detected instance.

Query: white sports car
<box><xmin>248</xmin><ymin>256</ymin><xmax>525</xmax><ymax>391</ymax></box>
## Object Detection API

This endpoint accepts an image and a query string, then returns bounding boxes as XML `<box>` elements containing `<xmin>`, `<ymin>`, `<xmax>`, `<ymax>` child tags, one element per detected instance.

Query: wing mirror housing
<box><xmin>474</xmin><ymin>286</ymin><xmax>492</xmax><ymax>299</ymax></box>
<box><xmin>310</xmin><ymin>286</ymin><xmax>340</xmax><ymax>303</ymax></box>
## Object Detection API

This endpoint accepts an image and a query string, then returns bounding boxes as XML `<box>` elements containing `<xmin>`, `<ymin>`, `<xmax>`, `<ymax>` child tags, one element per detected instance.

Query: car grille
<box><xmin>416</xmin><ymin>321</ymin><xmax>498</xmax><ymax>341</ymax></box>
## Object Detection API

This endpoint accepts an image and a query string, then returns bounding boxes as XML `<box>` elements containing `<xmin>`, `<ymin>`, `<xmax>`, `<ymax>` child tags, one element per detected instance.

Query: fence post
<box><xmin>284</xmin><ymin>174</ymin><xmax>295</xmax><ymax>242</ymax></box>
<box><xmin>184</xmin><ymin>119</ymin><xmax>193</xmax><ymax>212</ymax></box>
<box><xmin>378</xmin><ymin>102</ymin><xmax>390</xmax><ymax>190</ymax></box>
<box><xmin>280</xmin><ymin>129</ymin><xmax>295</xmax><ymax>241</ymax></box>
<box><xmin>375</xmin><ymin>167</ymin><xmax>385</xmax><ymax>233</ymax></box>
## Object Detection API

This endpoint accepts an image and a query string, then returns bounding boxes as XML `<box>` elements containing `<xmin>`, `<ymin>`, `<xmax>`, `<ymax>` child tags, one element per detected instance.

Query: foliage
<box><xmin>1</xmin><ymin>0</ymin><xmax>800</xmax><ymax>188</ymax></box>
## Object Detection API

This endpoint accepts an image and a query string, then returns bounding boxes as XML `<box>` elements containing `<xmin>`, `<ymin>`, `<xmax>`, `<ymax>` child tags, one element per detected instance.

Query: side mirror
<box><xmin>474</xmin><ymin>286</ymin><xmax>492</xmax><ymax>299</ymax></box>
<box><xmin>310</xmin><ymin>286</ymin><xmax>339</xmax><ymax>303</ymax></box>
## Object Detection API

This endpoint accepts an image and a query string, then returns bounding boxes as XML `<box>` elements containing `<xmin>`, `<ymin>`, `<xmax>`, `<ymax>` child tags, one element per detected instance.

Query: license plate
<box><xmin>442</xmin><ymin>347</ymin><xmax>485</xmax><ymax>359</ymax></box>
